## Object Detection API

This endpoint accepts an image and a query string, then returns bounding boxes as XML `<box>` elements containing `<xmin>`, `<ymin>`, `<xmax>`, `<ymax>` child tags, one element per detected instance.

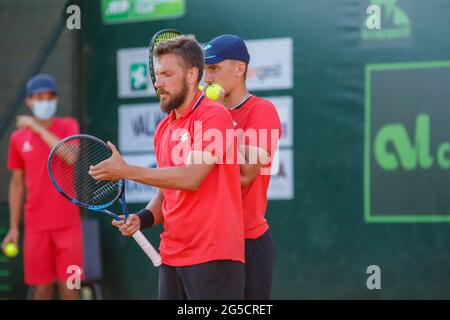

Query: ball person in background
<box><xmin>2</xmin><ymin>74</ymin><xmax>83</xmax><ymax>300</ymax></box>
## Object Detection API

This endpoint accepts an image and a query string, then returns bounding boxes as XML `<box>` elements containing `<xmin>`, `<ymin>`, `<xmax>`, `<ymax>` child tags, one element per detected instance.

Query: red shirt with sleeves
<box><xmin>7</xmin><ymin>117</ymin><xmax>81</xmax><ymax>232</ymax></box>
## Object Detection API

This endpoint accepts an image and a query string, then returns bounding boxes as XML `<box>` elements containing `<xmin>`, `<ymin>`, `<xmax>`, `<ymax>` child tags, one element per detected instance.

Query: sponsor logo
<box><xmin>365</xmin><ymin>61</ymin><xmax>450</xmax><ymax>222</ymax></box>
<box><xmin>22</xmin><ymin>141</ymin><xmax>33</xmax><ymax>153</ymax></box>
<box><xmin>245</xmin><ymin>38</ymin><xmax>293</xmax><ymax>91</ymax></box>
<box><xmin>102</xmin><ymin>0</ymin><xmax>185</xmax><ymax>24</ymax></box>
<box><xmin>130</xmin><ymin>63</ymin><xmax>148</xmax><ymax>91</ymax></box>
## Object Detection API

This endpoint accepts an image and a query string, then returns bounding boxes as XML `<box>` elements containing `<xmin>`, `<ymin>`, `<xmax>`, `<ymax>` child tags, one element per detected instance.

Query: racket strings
<box><xmin>49</xmin><ymin>137</ymin><xmax>121</xmax><ymax>206</ymax></box>
<box><xmin>51</xmin><ymin>144</ymin><xmax>112</xmax><ymax>198</ymax></box>
<box><xmin>91</xmin><ymin>182</ymin><xmax>120</xmax><ymax>204</ymax></box>
<box><xmin>154</xmin><ymin>31</ymin><xmax>181</xmax><ymax>48</ymax></box>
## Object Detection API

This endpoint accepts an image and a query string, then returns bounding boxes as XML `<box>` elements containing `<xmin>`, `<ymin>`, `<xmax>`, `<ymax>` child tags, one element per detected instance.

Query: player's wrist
<box><xmin>121</xmin><ymin>163</ymin><xmax>135</xmax><ymax>180</ymax></box>
<box><xmin>8</xmin><ymin>225</ymin><xmax>19</xmax><ymax>232</ymax></box>
<box><xmin>136</xmin><ymin>208</ymin><xmax>155</xmax><ymax>229</ymax></box>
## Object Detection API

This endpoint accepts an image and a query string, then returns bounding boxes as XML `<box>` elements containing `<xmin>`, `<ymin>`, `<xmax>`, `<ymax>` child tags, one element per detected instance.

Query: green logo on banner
<box><xmin>364</xmin><ymin>61</ymin><xmax>450</xmax><ymax>223</ymax></box>
<box><xmin>374</xmin><ymin>114</ymin><xmax>450</xmax><ymax>171</ymax></box>
<box><xmin>102</xmin><ymin>0</ymin><xmax>185</xmax><ymax>24</ymax></box>
<box><xmin>130</xmin><ymin>63</ymin><xmax>148</xmax><ymax>91</ymax></box>
<box><xmin>362</xmin><ymin>0</ymin><xmax>411</xmax><ymax>41</ymax></box>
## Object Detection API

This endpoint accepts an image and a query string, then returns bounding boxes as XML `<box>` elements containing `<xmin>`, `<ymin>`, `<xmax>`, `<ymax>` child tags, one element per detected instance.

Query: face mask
<box><xmin>31</xmin><ymin>100</ymin><xmax>57</xmax><ymax>120</ymax></box>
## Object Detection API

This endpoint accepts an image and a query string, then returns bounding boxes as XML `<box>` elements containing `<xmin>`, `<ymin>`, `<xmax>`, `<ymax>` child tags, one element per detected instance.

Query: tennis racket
<box><xmin>47</xmin><ymin>134</ymin><xmax>162</xmax><ymax>267</ymax></box>
<box><xmin>148</xmin><ymin>29</ymin><xmax>181</xmax><ymax>96</ymax></box>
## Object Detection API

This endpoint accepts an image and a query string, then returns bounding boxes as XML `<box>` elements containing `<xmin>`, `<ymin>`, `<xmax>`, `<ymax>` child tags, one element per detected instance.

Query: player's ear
<box><xmin>235</xmin><ymin>61</ymin><xmax>246</xmax><ymax>78</ymax></box>
<box><xmin>187</xmin><ymin>67</ymin><xmax>199</xmax><ymax>86</ymax></box>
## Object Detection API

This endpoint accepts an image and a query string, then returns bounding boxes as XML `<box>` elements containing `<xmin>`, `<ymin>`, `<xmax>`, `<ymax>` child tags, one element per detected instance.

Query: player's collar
<box><xmin>229</xmin><ymin>93</ymin><xmax>253</xmax><ymax>110</ymax></box>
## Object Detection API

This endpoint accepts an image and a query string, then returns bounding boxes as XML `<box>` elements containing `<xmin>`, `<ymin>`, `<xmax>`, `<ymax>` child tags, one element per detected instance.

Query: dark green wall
<box><xmin>80</xmin><ymin>0</ymin><xmax>450</xmax><ymax>299</ymax></box>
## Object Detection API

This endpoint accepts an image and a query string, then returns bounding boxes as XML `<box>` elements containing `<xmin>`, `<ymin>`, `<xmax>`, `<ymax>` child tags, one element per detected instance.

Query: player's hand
<box><xmin>88</xmin><ymin>142</ymin><xmax>127</xmax><ymax>181</ymax></box>
<box><xmin>111</xmin><ymin>214</ymin><xmax>141</xmax><ymax>237</ymax></box>
<box><xmin>16</xmin><ymin>116</ymin><xmax>44</xmax><ymax>134</ymax></box>
<box><xmin>1</xmin><ymin>228</ymin><xmax>19</xmax><ymax>249</ymax></box>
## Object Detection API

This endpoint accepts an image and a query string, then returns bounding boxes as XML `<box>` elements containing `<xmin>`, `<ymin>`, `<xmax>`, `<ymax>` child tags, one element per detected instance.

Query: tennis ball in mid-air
<box><xmin>205</xmin><ymin>83</ymin><xmax>223</xmax><ymax>101</ymax></box>
<box><xmin>3</xmin><ymin>243</ymin><xmax>19</xmax><ymax>258</ymax></box>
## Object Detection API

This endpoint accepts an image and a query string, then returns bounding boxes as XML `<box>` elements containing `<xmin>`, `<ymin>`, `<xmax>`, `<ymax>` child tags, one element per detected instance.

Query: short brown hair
<box><xmin>154</xmin><ymin>35</ymin><xmax>204</xmax><ymax>84</ymax></box>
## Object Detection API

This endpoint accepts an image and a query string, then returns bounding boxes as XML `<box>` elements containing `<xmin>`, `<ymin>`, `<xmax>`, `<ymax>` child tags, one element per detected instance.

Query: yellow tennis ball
<box><xmin>3</xmin><ymin>242</ymin><xmax>19</xmax><ymax>258</ymax></box>
<box><xmin>205</xmin><ymin>83</ymin><xmax>223</xmax><ymax>101</ymax></box>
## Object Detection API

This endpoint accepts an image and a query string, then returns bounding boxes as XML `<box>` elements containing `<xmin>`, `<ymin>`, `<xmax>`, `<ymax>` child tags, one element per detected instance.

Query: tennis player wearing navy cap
<box><xmin>2</xmin><ymin>74</ymin><xmax>83</xmax><ymax>299</ymax></box>
<box><xmin>203</xmin><ymin>34</ymin><xmax>282</xmax><ymax>300</ymax></box>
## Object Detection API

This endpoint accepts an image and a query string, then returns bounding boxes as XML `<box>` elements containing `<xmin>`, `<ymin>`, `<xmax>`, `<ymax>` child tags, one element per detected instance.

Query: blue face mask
<box><xmin>31</xmin><ymin>99</ymin><xmax>57</xmax><ymax>120</ymax></box>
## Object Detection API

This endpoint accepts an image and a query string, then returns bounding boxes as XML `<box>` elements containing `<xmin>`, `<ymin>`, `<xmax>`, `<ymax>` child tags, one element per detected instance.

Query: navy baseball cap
<box><xmin>204</xmin><ymin>34</ymin><xmax>250</xmax><ymax>65</ymax></box>
<box><xmin>26</xmin><ymin>74</ymin><xmax>58</xmax><ymax>96</ymax></box>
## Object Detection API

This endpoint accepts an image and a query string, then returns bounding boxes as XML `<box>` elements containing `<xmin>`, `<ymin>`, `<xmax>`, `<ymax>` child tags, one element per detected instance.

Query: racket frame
<box><xmin>148</xmin><ymin>29</ymin><xmax>181</xmax><ymax>96</ymax></box>
<box><xmin>47</xmin><ymin>134</ymin><xmax>124</xmax><ymax>220</ymax></box>
<box><xmin>47</xmin><ymin>134</ymin><xmax>162</xmax><ymax>267</ymax></box>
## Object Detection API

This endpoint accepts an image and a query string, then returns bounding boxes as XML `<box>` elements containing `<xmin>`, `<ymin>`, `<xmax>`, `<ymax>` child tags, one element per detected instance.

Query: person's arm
<box><xmin>89</xmin><ymin>142</ymin><xmax>216</xmax><ymax>191</ymax></box>
<box><xmin>144</xmin><ymin>187</ymin><xmax>164</xmax><ymax>225</ymax></box>
<box><xmin>16</xmin><ymin>116</ymin><xmax>61</xmax><ymax>149</ymax></box>
<box><xmin>36</xmin><ymin>126</ymin><xmax>61</xmax><ymax>149</ymax></box>
<box><xmin>16</xmin><ymin>116</ymin><xmax>78</xmax><ymax>164</ymax></box>
<box><xmin>112</xmin><ymin>188</ymin><xmax>165</xmax><ymax>237</ymax></box>
<box><xmin>237</xmin><ymin>101</ymin><xmax>282</xmax><ymax>187</ymax></box>
<box><xmin>124</xmin><ymin>164</ymin><xmax>214</xmax><ymax>191</ymax></box>
<box><xmin>135</xmin><ymin>187</ymin><xmax>165</xmax><ymax>228</ymax></box>
<box><xmin>1</xmin><ymin>170</ymin><xmax>25</xmax><ymax>248</ymax></box>
<box><xmin>239</xmin><ymin>144</ymin><xmax>271</xmax><ymax>187</ymax></box>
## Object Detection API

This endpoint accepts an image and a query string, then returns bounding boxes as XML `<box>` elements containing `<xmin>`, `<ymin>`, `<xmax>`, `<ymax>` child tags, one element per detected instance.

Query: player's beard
<box><xmin>159</xmin><ymin>77</ymin><xmax>189</xmax><ymax>114</ymax></box>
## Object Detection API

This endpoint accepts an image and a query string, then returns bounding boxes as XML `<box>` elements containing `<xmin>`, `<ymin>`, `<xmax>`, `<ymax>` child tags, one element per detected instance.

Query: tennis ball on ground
<box><xmin>205</xmin><ymin>83</ymin><xmax>223</xmax><ymax>101</ymax></box>
<box><xmin>3</xmin><ymin>242</ymin><xmax>19</xmax><ymax>258</ymax></box>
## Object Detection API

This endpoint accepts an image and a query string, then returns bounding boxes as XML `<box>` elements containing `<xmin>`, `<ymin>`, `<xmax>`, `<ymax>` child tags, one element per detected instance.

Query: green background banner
<box><xmin>80</xmin><ymin>0</ymin><xmax>450</xmax><ymax>299</ymax></box>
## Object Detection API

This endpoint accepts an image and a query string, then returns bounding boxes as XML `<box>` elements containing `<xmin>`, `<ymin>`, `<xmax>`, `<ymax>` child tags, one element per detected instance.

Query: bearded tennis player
<box><xmin>89</xmin><ymin>35</ymin><xmax>245</xmax><ymax>300</ymax></box>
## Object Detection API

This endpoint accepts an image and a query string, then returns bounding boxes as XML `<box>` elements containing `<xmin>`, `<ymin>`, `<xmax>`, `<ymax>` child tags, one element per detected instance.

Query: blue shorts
<box><xmin>244</xmin><ymin>229</ymin><xmax>275</xmax><ymax>300</ymax></box>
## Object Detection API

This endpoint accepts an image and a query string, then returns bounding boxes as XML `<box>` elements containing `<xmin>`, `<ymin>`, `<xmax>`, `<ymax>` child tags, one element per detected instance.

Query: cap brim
<box><xmin>204</xmin><ymin>55</ymin><xmax>225</xmax><ymax>65</ymax></box>
<box><xmin>27</xmin><ymin>87</ymin><xmax>57</xmax><ymax>96</ymax></box>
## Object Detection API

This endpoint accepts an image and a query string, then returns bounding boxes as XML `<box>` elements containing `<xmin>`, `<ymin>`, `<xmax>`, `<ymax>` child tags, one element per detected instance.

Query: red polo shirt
<box><xmin>230</xmin><ymin>95</ymin><xmax>282</xmax><ymax>239</ymax></box>
<box><xmin>7</xmin><ymin>117</ymin><xmax>81</xmax><ymax>232</ymax></box>
<box><xmin>154</xmin><ymin>91</ymin><xmax>245</xmax><ymax>266</ymax></box>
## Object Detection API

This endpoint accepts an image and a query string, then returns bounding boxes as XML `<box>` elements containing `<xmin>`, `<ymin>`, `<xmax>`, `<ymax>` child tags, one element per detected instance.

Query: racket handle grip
<box><xmin>132</xmin><ymin>230</ymin><xmax>162</xmax><ymax>267</ymax></box>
